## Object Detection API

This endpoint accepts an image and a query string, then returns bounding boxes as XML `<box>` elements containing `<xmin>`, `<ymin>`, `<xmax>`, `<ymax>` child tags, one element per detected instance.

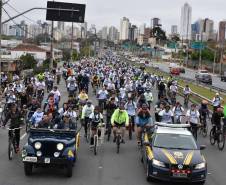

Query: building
<box><xmin>10</xmin><ymin>44</ymin><xmax>47</xmax><ymax>61</ymax></box>
<box><xmin>143</xmin><ymin>28</ymin><xmax>152</xmax><ymax>43</ymax></box>
<box><xmin>171</xmin><ymin>25</ymin><xmax>178</xmax><ymax>35</ymax></box>
<box><xmin>151</xmin><ymin>18</ymin><xmax>161</xmax><ymax>28</ymax></box>
<box><xmin>199</xmin><ymin>18</ymin><xmax>214</xmax><ymax>41</ymax></box>
<box><xmin>139</xmin><ymin>24</ymin><xmax>146</xmax><ymax>35</ymax></box>
<box><xmin>120</xmin><ymin>17</ymin><xmax>130</xmax><ymax>40</ymax></box>
<box><xmin>81</xmin><ymin>22</ymin><xmax>88</xmax><ymax>38</ymax></box>
<box><xmin>191</xmin><ymin>21</ymin><xmax>200</xmax><ymax>40</ymax></box>
<box><xmin>8</xmin><ymin>21</ymin><xmax>28</xmax><ymax>38</ymax></box>
<box><xmin>101</xmin><ymin>27</ymin><xmax>108</xmax><ymax>40</ymax></box>
<box><xmin>109</xmin><ymin>26</ymin><xmax>118</xmax><ymax>42</ymax></box>
<box><xmin>180</xmin><ymin>3</ymin><xmax>192</xmax><ymax>40</ymax></box>
<box><xmin>218</xmin><ymin>21</ymin><xmax>226</xmax><ymax>43</ymax></box>
<box><xmin>129</xmin><ymin>25</ymin><xmax>138</xmax><ymax>41</ymax></box>
<box><xmin>27</xmin><ymin>24</ymin><xmax>42</xmax><ymax>38</ymax></box>
<box><xmin>137</xmin><ymin>35</ymin><xmax>144</xmax><ymax>45</ymax></box>
<box><xmin>2</xmin><ymin>24</ymin><xmax>9</xmax><ymax>35</ymax></box>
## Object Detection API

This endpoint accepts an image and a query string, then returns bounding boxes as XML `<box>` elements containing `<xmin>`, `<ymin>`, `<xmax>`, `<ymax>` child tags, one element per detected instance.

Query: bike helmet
<box><xmin>202</xmin><ymin>100</ymin><xmax>208</xmax><ymax>105</ymax></box>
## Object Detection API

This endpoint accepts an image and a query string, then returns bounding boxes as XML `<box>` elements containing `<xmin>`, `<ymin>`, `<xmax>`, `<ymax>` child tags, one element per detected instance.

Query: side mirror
<box><xmin>200</xmin><ymin>145</ymin><xmax>206</xmax><ymax>150</ymax></box>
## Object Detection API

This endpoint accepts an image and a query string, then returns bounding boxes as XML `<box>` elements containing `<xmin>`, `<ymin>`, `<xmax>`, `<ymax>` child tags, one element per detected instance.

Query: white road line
<box><xmin>20</xmin><ymin>133</ymin><xmax>27</xmax><ymax>140</ymax></box>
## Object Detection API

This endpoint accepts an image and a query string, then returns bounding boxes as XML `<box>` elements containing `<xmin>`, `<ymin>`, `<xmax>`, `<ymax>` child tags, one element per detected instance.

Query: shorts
<box><xmin>114</xmin><ymin>121</ymin><xmax>125</xmax><ymax>127</ymax></box>
<box><xmin>136</xmin><ymin>116</ymin><xmax>153</xmax><ymax>127</ymax></box>
<box><xmin>129</xmin><ymin>115</ymin><xmax>135</xmax><ymax>124</ymax></box>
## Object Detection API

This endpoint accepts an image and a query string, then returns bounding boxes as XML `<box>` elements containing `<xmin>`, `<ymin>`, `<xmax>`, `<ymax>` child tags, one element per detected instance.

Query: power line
<box><xmin>3</xmin><ymin>7</ymin><xmax>36</xmax><ymax>38</ymax></box>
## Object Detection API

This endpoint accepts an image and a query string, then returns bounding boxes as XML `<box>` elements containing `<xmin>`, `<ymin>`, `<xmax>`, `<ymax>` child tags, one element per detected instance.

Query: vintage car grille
<box><xmin>36</xmin><ymin>141</ymin><xmax>57</xmax><ymax>157</ymax></box>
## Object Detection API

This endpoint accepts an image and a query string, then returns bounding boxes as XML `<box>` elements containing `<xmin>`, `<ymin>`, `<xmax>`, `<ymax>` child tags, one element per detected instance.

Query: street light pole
<box><xmin>0</xmin><ymin>0</ymin><xmax>2</xmax><ymax>90</ymax></box>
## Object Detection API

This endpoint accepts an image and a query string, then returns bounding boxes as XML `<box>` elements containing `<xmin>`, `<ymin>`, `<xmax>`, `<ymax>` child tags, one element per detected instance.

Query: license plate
<box><xmin>23</xmin><ymin>157</ymin><xmax>37</xmax><ymax>163</ymax></box>
<box><xmin>44</xmin><ymin>158</ymin><xmax>50</xmax><ymax>164</ymax></box>
<box><xmin>173</xmin><ymin>173</ymin><xmax>187</xmax><ymax>178</ymax></box>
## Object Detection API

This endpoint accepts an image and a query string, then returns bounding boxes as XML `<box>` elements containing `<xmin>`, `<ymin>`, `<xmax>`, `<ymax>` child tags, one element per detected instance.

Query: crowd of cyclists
<box><xmin>1</xmin><ymin>50</ymin><xmax>226</xmax><ymax>153</ymax></box>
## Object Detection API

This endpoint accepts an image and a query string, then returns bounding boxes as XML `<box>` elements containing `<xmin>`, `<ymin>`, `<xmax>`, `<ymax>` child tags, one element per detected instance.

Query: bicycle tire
<box><xmin>129</xmin><ymin>125</ymin><xmax>132</xmax><ymax>140</ymax></box>
<box><xmin>8</xmin><ymin>139</ymin><xmax>14</xmax><ymax>160</ymax></box>
<box><xmin>218</xmin><ymin>132</ymin><xmax>225</xmax><ymax>151</ymax></box>
<box><xmin>94</xmin><ymin>136</ymin><xmax>97</xmax><ymax>155</ymax></box>
<box><xmin>209</xmin><ymin>128</ymin><xmax>216</xmax><ymax>145</ymax></box>
<box><xmin>107</xmin><ymin>127</ymin><xmax>111</xmax><ymax>141</ymax></box>
<box><xmin>202</xmin><ymin>125</ymin><xmax>208</xmax><ymax>137</ymax></box>
<box><xmin>86</xmin><ymin>124</ymin><xmax>91</xmax><ymax>143</ymax></box>
<box><xmin>116</xmin><ymin>135</ymin><xmax>120</xmax><ymax>154</ymax></box>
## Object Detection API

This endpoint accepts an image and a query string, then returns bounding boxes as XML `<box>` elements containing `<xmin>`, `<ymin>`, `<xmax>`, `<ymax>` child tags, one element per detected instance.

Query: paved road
<box><xmin>0</xmin><ymin>74</ymin><xmax>226</xmax><ymax>185</ymax></box>
<box><xmin>150</xmin><ymin>62</ymin><xmax>226</xmax><ymax>91</ymax></box>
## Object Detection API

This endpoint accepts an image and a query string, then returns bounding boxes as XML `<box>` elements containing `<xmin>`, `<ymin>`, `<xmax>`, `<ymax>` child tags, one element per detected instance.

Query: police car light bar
<box><xmin>155</xmin><ymin>122</ymin><xmax>191</xmax><ymax>128</ymax></box>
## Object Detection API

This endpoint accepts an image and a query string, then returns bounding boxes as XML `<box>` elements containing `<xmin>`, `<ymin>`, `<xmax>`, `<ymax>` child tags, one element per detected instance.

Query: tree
<box><xmin>171</xmin><ymin>34</ymin><xmax>180</xmax><ymax>42</ymax></box>
<box><xmin>152</xmin><ymin>26</ymin><xmax>167</xmax><ymax>43</ymax></box>
<box><xmin>72</xmin><ymin>49</ymin><xmax>79</xmax><ymax>61</ymax></box>
<box><xmin>62</xmin><ymin>49</ymin><xmax>71</xmax><ymax>61</ymax></box>
<box><xmin>20</xmin><ymin>54</ymin><xmax>37</xmax><ymax>70</ymax></box>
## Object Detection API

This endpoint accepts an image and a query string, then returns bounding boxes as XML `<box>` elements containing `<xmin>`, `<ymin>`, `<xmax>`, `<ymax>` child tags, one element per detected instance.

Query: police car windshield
<box><xmin>153</xmin><ymin>133</ymin><xmax>197</xmax><ymax>150</ymax></box>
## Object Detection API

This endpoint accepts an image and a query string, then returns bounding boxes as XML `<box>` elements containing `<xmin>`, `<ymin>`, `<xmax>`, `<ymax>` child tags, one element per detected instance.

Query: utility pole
<box><xmin>50</xmin><ymin>0</ymin><xmax>54</xmax><ymax>69</ymax></box>
<box><xmin>199</xmin><ymin>33</ymin><xmax>202</xmax><ymax>69</ymax></box>
<box><xmin>0</xmin><ymin>0</ymin><xmax>2</xmax><ymax>90</ymax></box>
<box><xmin>71</xmin><ymin>22</ymin><xmax>74</xmax><ymax>62</ymax></box>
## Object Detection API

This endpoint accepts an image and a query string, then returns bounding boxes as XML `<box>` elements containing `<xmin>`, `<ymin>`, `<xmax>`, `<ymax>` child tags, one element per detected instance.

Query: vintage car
<box><xmin>140</xmin><ymin>123</ymin><xmax>207</xmax><ymax>184</ymax></box>
<box><xmin>22</xmin><ymin>128</ymin><xmax>80</xmax><ymax>177</ymax></box>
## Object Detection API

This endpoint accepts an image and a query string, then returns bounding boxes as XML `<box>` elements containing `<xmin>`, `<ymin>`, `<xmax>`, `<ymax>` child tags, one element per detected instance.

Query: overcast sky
<box><xmin>2</xmin><ymin>0</ymin><xmax>226</xmax><ymax>32</ymax></box>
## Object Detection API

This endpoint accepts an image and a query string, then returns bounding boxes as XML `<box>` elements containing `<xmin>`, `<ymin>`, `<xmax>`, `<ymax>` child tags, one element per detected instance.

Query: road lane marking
<box><xmin>20</xmin><ymin>133</ymin><xmax>27</xmax><ymax>140</ymax></box>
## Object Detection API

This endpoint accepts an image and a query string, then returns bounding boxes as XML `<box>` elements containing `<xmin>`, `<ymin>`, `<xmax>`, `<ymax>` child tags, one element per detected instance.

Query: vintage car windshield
<box><xmin>153</xmin><ymin>133</ymin><xmax>197</xmax><ymax>150</ymax></box>
<box><xmin>29</xmin><ymin>128</ymin><xmax>76</xmax><ymax>140</ymax></box>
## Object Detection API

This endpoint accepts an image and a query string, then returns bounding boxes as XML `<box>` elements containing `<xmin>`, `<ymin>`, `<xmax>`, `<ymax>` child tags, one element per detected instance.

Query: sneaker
<box><xmin>113</xmin><ymin>137</ymin><xmax>116</xmax><ymax>143</ymax></box>
<box><xmin>137</xmin><ymin>141</ymin><xmax>141</xmax><ymax>146</ymax></box>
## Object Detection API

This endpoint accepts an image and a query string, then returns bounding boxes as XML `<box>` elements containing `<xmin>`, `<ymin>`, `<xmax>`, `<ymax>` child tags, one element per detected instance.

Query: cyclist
<box><xmin>78</xmin><ymin>89</ymin><xmax>89</xmax><ymax>106</ymax></box>
<box><xmin>186</xmin><ymin>104</ymin><xmax>200</xmax><ymax>140</ymax></box>
<box><xmin>183</xmin><ymin>85</ymin><xmax>191</xmax><ymax>104</ymax></box>
<box><xmin>159</xmin><ymin>104</ymin><xmax>174</xmax><ymax>124</ymax></box>
<box><xmin>97</xmin><ymin>86</ymin><xmax>108</xmax><ymax>111</ymax></box>
<box><xmin>212</xmin><ymin>93</ymin><xmax>223</xmax><ymax>111</ymax></box>
<box><xmin>199</xmin><ymin>100</ymin><xmax>209</xmax><ymax>126</ymax></box>
<box><xmin>211</xmin><ymin>107</ymin><xmax>224</xmax><ymax>137</ymax></box>
<box><xmin>2</xmin><ymin>104</ymin><xmax>23</xmax><ymax>153</ymax></box>
<box><xmin>136</xmin><ymin>103</ymin><xmax>153</xmax><ymax>144</ymax></box>
<box><xmin>67</xmin><ymin>80</ymin><xmax>78</xmax><ymax>97</ymax></box>
<box><xmin>50</xmin><ymin>86</ymin><xmax>61</xmax><ymax>110</ymax></box>
<box><xmin>172</xmin><ymin>102</ymin><xmax>184</xmax><ymax>123</ymax></box>
<box><xmin>81</xmin><ymin>100</ymin><xmax>94</xmax><ymax>137</ymax></box>
<box><xmin>111</xmin><ymin>102</ymin><xmax>129</xmax><ymax>143</ymax></box>
<box><xmin>144</xmin><ymin>88</ymin><xmax>153</xmax><ymax>109</ymax></box>
<box><xmin>89</xmin><ymin>106</ymin><xmax>104</xmax><ymax>146</ymax></box>
<box><xmin>125</xmin><ymin>98</ymin><xmax>137</xmax><ymax>133</ymax></box>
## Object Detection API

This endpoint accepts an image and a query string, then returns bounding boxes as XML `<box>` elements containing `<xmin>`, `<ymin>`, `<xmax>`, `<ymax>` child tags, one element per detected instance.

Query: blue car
<box><xmin>141</xmin><ymin>123</ymin><xmax>207</xmax><ymax>184</ymax></box>
<box><xmin>22</xmin><ymin>128</ymin><xmax>80</xmax><ymax>177</ymax></box>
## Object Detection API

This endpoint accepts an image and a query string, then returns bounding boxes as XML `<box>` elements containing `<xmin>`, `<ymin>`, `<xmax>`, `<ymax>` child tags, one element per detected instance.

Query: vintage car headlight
<box><xmin>194</xmin><ymin>162</ymin><xmax>206</xmax><ymax>170</ymax></box>
<box><xmin>152</xmin><ymin>159</ymin><xmax>166</xmax><ymax>168</ymax></box>
<box><xmin>57</xmin><ymin>143</ymin><xmax>64</xmax><ymax>151</ymax></box>
<box><xmin>34</xmin><ymin>142</ymin><xmax>42</xmax><ymax>150</ymax></box>
<box><xmin>36</xmin><ymin>151</ymin><xmax>42</xmax><ymax>157</ymax></box>
<box><xmin>54</xmin><ymin>152</ymin><xmax>60</xmax><ymax>158</ymax></box>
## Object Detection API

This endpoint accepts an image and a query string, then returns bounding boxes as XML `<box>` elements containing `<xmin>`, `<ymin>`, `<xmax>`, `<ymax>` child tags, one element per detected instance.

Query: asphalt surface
<box><xmin>152</xmin><ymin>62</ymin><xmax>226</xmax><ymax>91</ymax></box>
<box><xmin>0</xmin><ymin>72</ymin><xmax>226</xmax><ymax>185</ymax></box>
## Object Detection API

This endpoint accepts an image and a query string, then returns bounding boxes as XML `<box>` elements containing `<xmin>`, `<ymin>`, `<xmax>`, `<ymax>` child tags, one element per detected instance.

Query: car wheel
<box><xmin>24</xmin><ymin>163</ymin><xmax>33</xmax><ymax>176</ymax></box>
<box><xmin>66</xmin><ymin>163</ymin><xmax>73</xmax><ymax>177</ymax></box>
<box><xmin>146</xmin><ymin>162</ymin><xmax>154</xmax><ymax>182</ymax></box>
<box><xmin>196</xmin><ymin>180</ymin><xmax>206</xmax><ymax>185</ymax></box>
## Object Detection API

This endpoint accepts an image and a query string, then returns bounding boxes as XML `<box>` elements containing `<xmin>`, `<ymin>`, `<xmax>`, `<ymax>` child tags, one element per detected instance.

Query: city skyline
<box><xmin>3</xmin><ymin>0</ymin><xmax>226</xmax><ymax>33</ymax></box>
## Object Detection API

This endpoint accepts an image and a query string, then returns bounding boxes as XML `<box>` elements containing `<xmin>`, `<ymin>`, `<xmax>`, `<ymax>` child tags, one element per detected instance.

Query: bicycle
<box><xmin>210</xmin><ymin>119</ymin><xmax>226</xmax><ymax>151</ymax></box>
<box><xmin>115</xmin><ymin>126</ymin><xmax>123</xmax><ymax>154</ymax></box>
<box><xmin>184</xmin><ymin>94</ymin><xmax>189</xmax><ymax>108</ymax></box>
<box><xmin>7</xmin><ymin>127</ymin><xmax>22</xmax><ymax>160</ymax></box>
<box><xmin>128</xmin><ymin>116</ymin><xmax>134</xmax><ymax>140</ymax></box>
<box><xmin>199</xmin><ymin>114</ymin><xmax>208</xmax><ymax>137</ymax></box>
<box><xmin>93</xmin><ymin>124</ymin><xmax>105</xmax><ymax>155</ymax></box>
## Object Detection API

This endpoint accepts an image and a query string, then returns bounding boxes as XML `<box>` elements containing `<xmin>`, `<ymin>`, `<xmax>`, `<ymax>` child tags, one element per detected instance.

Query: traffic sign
<box><xmin>191</xmin><ymin>42</ymin><xmax>205</xmax><ymax>50</ymax></box>
<box><xmin>46</xmin><ymin>1</ymin><xmax>86</xmax><ymax>23</ymax></box>
<box><xmin>167</xmin><ymin>42</ymin><xmax>178</xmax><ymax>49</ymax></box>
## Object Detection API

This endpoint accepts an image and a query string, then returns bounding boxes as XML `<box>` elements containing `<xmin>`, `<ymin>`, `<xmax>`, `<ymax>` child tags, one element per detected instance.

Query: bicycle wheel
<box><xmin>94</xmin><ymin>135</ymin><xmax>97</xmax><ymax>155</ymax></box>
<box><xmin>116</xmin><ymin>135</ymin><xmax>120</xmax><ymax>154</ymax></box>
<box><xmin>8</xmin><ymin>139</ymin><xmax>14</xmax><ymax>160</ymax></box>
<box><xmin>202</xmin><ymin>125</ymin><xmax>208</xmax><ymax>138</ymax></box>
<box><xmin>209</xmin><ymin>128</ymin><xmax>216</xmax><ymax>145</ymax></box>
<box><xmin>218</xmin><ymin>132</ymin><xmax>225</xmax><ymax>151</ymax></box>
<box><xmin>86</xmin><ymin>124</ymin><xmax>91</xmax><ymax>143</ymax></box>
<box><xmin>128</xmin><ymin>124</ymin><xmax>132</xmax><ymax>140</ymax></box>
<box><xmin>107</xmin><ymin>126</ymin><xmax>111</xmax><ymax>141</ymax></box>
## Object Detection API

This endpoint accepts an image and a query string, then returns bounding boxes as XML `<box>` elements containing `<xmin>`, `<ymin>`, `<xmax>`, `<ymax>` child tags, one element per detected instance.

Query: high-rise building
<box><xmin>9</xmin><ymin>21</ymin><xmax>28</xmax><ymax>38</ymax></box>
<box><xmin>129</xmin><ymin>25</ymin><xmax>138</xmax><ymax>41</ymax></box>
<box><xmin>81</xmin><ymin>22</ymin><xmax>88</xmax><ymax>38</ymax></box>
<box><xmin>171</xmin><ymin>25</ymin><xmax>178</xmax><ymax>35</ymax></box>
<box><xmin>218</xmin><ymin>21</ymin><xmax>226</xmax><ymax>43</ymax></box>
<box><xmin>180</xmin><ymin>3</ymin><xmax>192</xmax><ymax>40</ymax></box>
<box><xmin>120</xmin><ymin>17</ymin><xmax>130</xmax><ymax>40</ymax></box>
<box><xmin>109</xmin><ymin>26</ymin><xmax>118</xmax><ymax>41</ymax></box>
<box><xmin>191</xmin><ymin>21</ymin><xmax>200</xmax><ymax>40</ymax></box>
<box><xmin>101</xmin><ymin>26</ymin><xmax>108</xmax><ymax>40</ymax></box>
<box><xmin>139</xmin><ymin>24</ymin><xmax>146</xmax><ymax>35</ymax></box>
<box><xmin>2</xmin><ymin>24</ymin><xmax>9</xmax><ymax>35</ymax></box>
<box><xmin>151</xmin><ymin>18</ymin><xmax>161</xmax><ymax>28</ymax></box>
<box><xmin>199</xmin><ymin>18</ymin><xmax>214</xmax><ymax>41</ymax></box>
